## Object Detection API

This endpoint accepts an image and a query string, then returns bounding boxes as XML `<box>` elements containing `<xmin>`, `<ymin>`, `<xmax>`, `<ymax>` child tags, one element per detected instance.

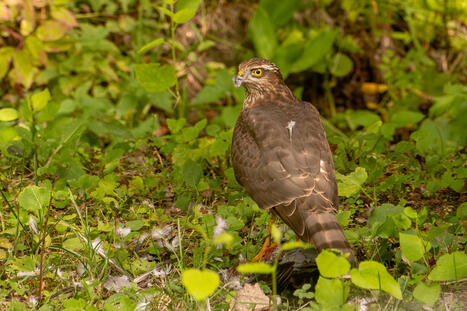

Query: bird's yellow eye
<box><xmin>251</xmin><ymin>68</ymin><xmax>263</xmax><ymax>77</ymax></box>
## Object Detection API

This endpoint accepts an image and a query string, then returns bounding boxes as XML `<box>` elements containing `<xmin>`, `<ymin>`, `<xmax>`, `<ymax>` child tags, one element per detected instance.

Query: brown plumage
<box><xmin>231</xmin><ymin>58</ymin><xmax>355</xmax><ymax>264</ymax></box>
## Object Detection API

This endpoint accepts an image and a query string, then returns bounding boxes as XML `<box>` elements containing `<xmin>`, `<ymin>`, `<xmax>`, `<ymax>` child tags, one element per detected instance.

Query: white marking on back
<box><xmin>320</xmin><ymin>160</ymin><xmax>326</xmax><ymax>173</ymax></box>
<box><xmin>286</xmin><ymin>121</ymin><xmax>296</xmax><ymax>143</ymax></box>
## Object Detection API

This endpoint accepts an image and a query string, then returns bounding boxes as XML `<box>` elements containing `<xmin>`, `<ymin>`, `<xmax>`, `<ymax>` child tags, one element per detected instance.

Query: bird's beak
<box><xmin>233</xmin><ymin>70</ymin><xmax>244</xmax><ymax>88</ymax></box>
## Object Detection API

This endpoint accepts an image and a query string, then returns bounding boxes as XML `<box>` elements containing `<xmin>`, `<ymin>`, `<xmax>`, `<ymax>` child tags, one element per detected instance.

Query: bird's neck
<box><xmin>244</xmin><ymin>83</ymin><xmax>295</xmax><ymax>109</ymax></box>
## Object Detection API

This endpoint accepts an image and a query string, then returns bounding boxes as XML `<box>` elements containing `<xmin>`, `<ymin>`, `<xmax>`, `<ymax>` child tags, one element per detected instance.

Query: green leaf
<box><xmin>428</xmin><ymin>251</ymin><xmax>467</xmax><ymax>281</ymax></box>
<box><xmin>399</xmin><ymin>232</ymin><xmax>428</xmax><ymax>262</ymax></box>
<box><xmin>0</xmin><ymin>127</ymin><xmax>19</xmax><ymax>143</ymax></box>
<box><xmin>31</xmin><ymin>88</ymin><xmax>51</xmax><ymax>112</ymax></box>
<box><xmin>36</xmin><ymin>20</ymin><xmax>67</xmax><ymax>41</ymax></box>
<box><xmin>134</xmin><ymin>63</ymin><xmax>177</xmax><ymax>93</ymax></box>
<box><xmin>62</xmin><ymin>237</ymin><xmax>83</xmax><ymax>251</ymax></box>
<box><xmin>270</xmin><ymin>223</ymin><xmax>282</xmax><ymax>244</ymax></box>
<box><xmin>213</xmin><ymin>232</ymin><xmax>233</xmax><ymax>248</ymax></box>
<box><xmin>182</xmin><ymin>159</ymin><xmax>202</xmax><ymax>188</ymax></box>
<box><xmin>336</xmin><ymin>167</ymin><xmax>367</xmax><ymax>197</ymax></box>
<box><xmin>351</xmin><ymin>261</ymin><xmax>402</xmax><ymax>299</ymax></box>
<box><xmin>413</xmin><ymin>282</ymin><xmax>440</xmax><ymax>306</ymax></box>
<box><xmin>290</xmin><ymin>30</ymin><xmax>337</xmax><ymax>73</ymax></box>
<box><xmin>390</xmin><ymin>110</ymin><xmax>425</xmax><ymax>128</ymax></box>
<box><xmin>281</xmin><ymin>241</ymin><xmax>308</xmax><ymax>251</ymax></box>
<box><xmin>182</xmin><ymin>268</ymin><xmax>219</xmax><ymax>301</ymax></box>
<box><xmin>138</xmin><ymin>38</ymin><xmax>164</xmax><ymax>54</ymax></box>
<box><xmin>237</xmin><ymin>262</ymin><xmax>274</xmax><ymax>274</ymax></box>
<box><xmin>330</xmin><ymin>53</ymin><xmax>353</xmax><ymax>77</ymax></box>
<box><xmin>0</xmin><ymin>47</ymin><xmax>15</xmax><ymax>79</ymax></box>
<box><xmin>259</xmin><ymin>0</ymin><xmax>301</xmax><ymax>28</ymax></box>
<box><xmin>315</xmin><ymin>277</ymin><xmax>347</xmax><ymax>307</ymax></box>
<box><xmin>316</xmin><ymin>250</ymin><xmax>350</xmax><ymax>278</ymax></box>
<box><xmin>173</xmin><ymin>8</ymin><xmax>197</xmax><ymax>24</ymax></box>
<box><xmin>17</xmin><ymin>185</ymin><xmax>51</xmax><ymax>213</ymax></box>
<box><xmin>167</xmin><ymin>118</ymin><xmax>186</xmax><ymax>134</ymax></box>
<box><xmin>13</xmin><ymin>49</ymin><xmax>34</xmax><ymax>88</ymax></box>
<box><xmin>0</xmin><ymin>108</ymin><xmax>19</xmax><ymax>121</ymax></box>
<box><xmin>249</xmin><ymin>7</ymin><xmax>277</xmax><ymax>59</ymax></box>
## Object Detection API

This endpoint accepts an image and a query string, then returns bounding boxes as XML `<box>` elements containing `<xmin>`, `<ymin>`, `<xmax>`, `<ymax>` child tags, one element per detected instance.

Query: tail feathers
<box><xmin>305</xmin><ymin>212</ymin><xmax>356</xmax><ymax>265</ymax></box>
<box><xmin>273</xmin><ymin>202</ymin><xmax>356</xmax><ymax>265</ymax></box>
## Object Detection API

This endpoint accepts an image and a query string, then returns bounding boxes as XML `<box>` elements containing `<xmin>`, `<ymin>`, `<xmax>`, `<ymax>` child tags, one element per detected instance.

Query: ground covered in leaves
<box><xmin>0</xmin><ymin>0</ymin><xmax>466</xmax><ymax>310</ymax></box>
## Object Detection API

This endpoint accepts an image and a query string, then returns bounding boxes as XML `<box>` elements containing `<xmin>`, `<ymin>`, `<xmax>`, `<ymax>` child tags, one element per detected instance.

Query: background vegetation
<box><xmin>0</xmin><ymin>0</ymin><xmax>466</xmax><ymax>310</ymax></box>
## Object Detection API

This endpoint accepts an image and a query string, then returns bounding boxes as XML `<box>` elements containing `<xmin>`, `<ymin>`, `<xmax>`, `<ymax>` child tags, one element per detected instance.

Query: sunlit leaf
<box><xmin>0</xmin><ymin>108</ymin><xmax>19</xmax><ymax>121</ymax></box>
<box><xmin>237</xmin><ymin>262</ymin><xmax>274</xmax><ymax>274</ymax></box>
<box><xmin>351</xmin><ymin>261</ymin><xmax>402</xmax><ymax>299</ymax></box>
<box><xmin>316</xmin><ymin>250</ymin><xmax>350</xmax><ymax>278</ymax></box>
<box><xmin>182</xmin><ymin>268</ymin><xmax>219</xmax><ymax>301</ymax></box>
<box><xmin>399</xmin><ymin>232</ymin><xmax>428</xmax><ymax>262</ymax></box>
<box><xmin>428</xmin><ymin>251</ymin><xmax>467</xmax><ymax>281</ymax></box>
<box><xmin>17</xmin><ymin>185</ymin><xmax>51</xmax><ymax>213</ymax></box>
<box><xmin>413</xmin><ymin>282</ymin><xmax>440</xmax><ymax>306</ymax></box>
<box><xmin>173</xmin><ymin>8</ymin><xmax>197</xmax><ymax>24</ymax></box>
<box><xmin>315</xmin><ymin>277</ymin><xmax>347</xmax><ymax>307</ymax></box>
<box><xmin>31</xmin><ymin>88</ymin><xmax>50</xmax><ymax>112</ymax></box>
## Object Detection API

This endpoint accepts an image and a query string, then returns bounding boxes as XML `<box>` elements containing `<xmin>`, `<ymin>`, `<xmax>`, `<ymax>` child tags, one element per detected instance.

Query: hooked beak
<box><xmin>233</xmin><ymin>70</ymin><xmax>244</xmax><ymax>88</ymax></box>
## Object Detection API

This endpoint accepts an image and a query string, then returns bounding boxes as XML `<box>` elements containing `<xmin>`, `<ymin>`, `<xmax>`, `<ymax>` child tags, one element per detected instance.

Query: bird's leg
<box><xmin>252</xmin><ymin>215</ymin><xmax>279</xmax><ymax>262</ymax></box>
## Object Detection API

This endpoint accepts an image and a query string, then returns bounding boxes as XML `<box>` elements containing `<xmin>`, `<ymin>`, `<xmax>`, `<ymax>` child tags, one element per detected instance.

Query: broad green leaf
<box><xmin>249</xmin><ymin>7</ymin><xmax>277</xmax><ymax>59</ymax></box>
<box><xmin>259</xmin><ymin>0</ymin><xmax>301</xmax><ymax>28</ymax></box>
<box><xmin>351</xmin><ymin>261</ymin><xmax>402</xmax><ymax>299</ymax></box>
<box><xmin>173</xmin><ymin>8</ymin><xmax>197</xmax><ymax>24</ymax></box>
<box><xmin>413</xmin><ymin>282</ymin><xmax>440</xmax><ymax>306</ymax></box>
<box><xmin>31</xmin><ymin>88</ymin><xmax>50</xmax><ymax>112</ymax></box>
<box><xmin>336</xmin><ymin>167</ymin><xmax>367</xmax><ymax>197</ymax></box>
<box><xmin>36</xmin><ymin>20</ymin><xmax>67</xmax><ymax>41</ymax></box>
<box><xmin>290</xmin><ymin>30</ymin><xmax>337</xmax><ymax>73</ymax></box>
<box><xmin>0</xmin><ymin>108</ymin><xmax>19</xmax><ymax>121</ymax></box>
<box><xmin>411</xmin><ymin>119</ymin><xmax>448</xmax><ymax>156</ymax></box>
<box><xmin>134</xmin><ymin>63</ymin><xmax>177</xmax><ymax>93</ymax></box>
<box><xmin>17</xmin><ymin>185</ymin><xmax>51</xmax><ymax>213</ymax></box>
<box><xmin>0</xmin><ymin>127</ymin><xmax>19</xmax><ymax>143</ymax></box>
<box><xmin>177</xmin><ymin>0</ymin><xmax>203</xmax><ymax>10</ymax></box>
<box><xmin>237</xmin><ymin>262</ymin><xmax>274</xmax><ymax>274</ymax></box>
<box><xmin>0</xmin><ymin>47</ymin><xmax>15</xmax><ymax>79</ymax></box>
<box><xmin>182</xmin><ymin>269</ymin><xmax>219</xmax><ymax>301</ymax></box>
<box><xmin>390</xmin><ymin>110</ymin><xmax>425</xmax><ymax>128</ymax></box>
<box><xmin>13</xmin><ymin>49</ymin><xmax>34</xmax><ymax>88</ymax></box>
<box><xmin>182</xmin><ymin>159</ymin><xmax>202</xmax><ymax>188</ymax></box>
<box><xmin>315</xmin><ymin>277</ymin><xmax>347</xmax><ymax>307</ymax></box>
<box><xmin>167</xmin><ymin>118</ymin><xmax>186</xmax><ymax>134</ymax></box>
<box><xmin>316</xmin><ymin>250</ymin><xmax>350</xmax><ymax>278</ymax></box>
<box><xmin>399</xmin><ymin>232</ymin><xmax>428</xmax><ymax>262</ymax></box>
<box><xmin>8</xmin><ymin>301</ymin><xmax>27</xmax><ymax>311</ymax></box>
<box><xmin>62</xmin><ymin>237</ymin><xmax>83</xmax><ymax>251</ymax></box>
<box><xmin>330</xmin><ymin>53</ymin><xmax>353</xmax><ymax>77</ymax></box>
<box><xmin>428</xmin><ymin>251</ymin><xmax>467</xmax><ymax>281</ymax></box>
<box><xmin>138</xmin><ymin>38</ymin><xmax>164</xmax><ymax>54</ymax></box>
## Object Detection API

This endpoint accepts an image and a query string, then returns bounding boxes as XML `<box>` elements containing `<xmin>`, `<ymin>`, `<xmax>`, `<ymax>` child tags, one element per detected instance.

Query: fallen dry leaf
<box><xmin>229</xmin><ymin>283</ymin><xmax>270</xmax><ymax>311</ymax></box>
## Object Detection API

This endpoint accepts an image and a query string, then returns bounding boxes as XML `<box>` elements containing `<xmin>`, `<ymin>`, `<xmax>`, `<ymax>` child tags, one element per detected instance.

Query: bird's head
<box><xmin>234</xmin><ymin>58</ymin><xmax>285</xmax><ymax>95</ymax></box>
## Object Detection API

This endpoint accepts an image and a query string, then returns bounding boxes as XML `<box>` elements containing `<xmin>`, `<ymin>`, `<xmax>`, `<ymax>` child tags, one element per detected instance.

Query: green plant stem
<box><xmin>169</xmin><ymin>2</ymin><xmax>182</xmax><ymax>115</ymax></box>
<box><xmin>38</xmin><ymin>206</ymin><xmax>50</xmax><ymax>299</ymax></box>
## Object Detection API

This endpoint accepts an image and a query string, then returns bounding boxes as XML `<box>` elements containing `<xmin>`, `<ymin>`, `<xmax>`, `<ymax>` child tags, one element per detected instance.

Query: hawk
<box><xmin>231</xmin><ymin>58</ymin><xmax>355</xmax><ymax>264</ymax></box>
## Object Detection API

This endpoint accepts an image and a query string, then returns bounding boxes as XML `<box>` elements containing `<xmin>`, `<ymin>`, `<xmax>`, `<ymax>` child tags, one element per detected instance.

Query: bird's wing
<box><xmin>232</xmin><ymin>100</ymin><xmax>337</xmax><ymax>211</ymax></box>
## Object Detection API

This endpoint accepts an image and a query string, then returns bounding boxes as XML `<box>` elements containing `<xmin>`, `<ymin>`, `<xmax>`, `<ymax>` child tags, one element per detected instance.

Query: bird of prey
<box><xmin>231</xmin><ymin>58</ymin><xmax>355</xmax><ymax>264</ymax></box>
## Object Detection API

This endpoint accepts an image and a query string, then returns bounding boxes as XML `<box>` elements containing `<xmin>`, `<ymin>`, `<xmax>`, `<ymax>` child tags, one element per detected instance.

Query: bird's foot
<box><xmin>252</xmin><ymin>236</ymin><xmax>279</xmax><ymax>262</ymax></box>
